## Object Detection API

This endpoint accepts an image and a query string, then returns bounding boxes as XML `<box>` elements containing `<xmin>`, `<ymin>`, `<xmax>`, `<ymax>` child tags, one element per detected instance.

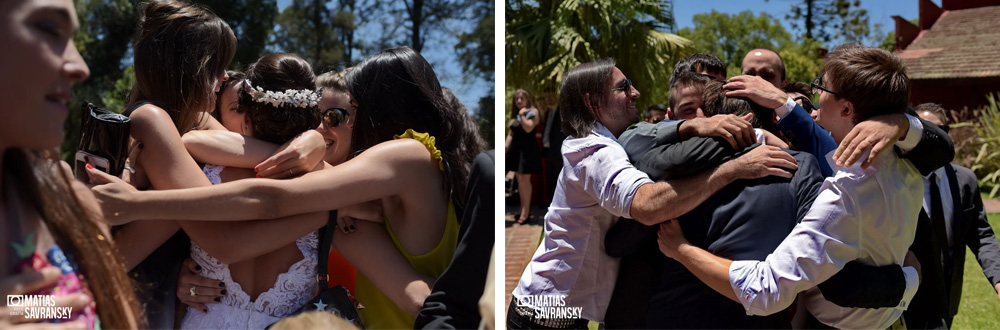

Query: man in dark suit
<box><xmin>904</xmin><ymin>106</ymin><xmax>1000</xmax><ymax>329</ymax></box>
<box><xmin>606</xmin><ymin>82</ymin><xmax>915</xmax><ymax>328</ymax></box>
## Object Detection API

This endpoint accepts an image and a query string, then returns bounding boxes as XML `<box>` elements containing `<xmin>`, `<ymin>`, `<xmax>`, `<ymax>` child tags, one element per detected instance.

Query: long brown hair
<box><xmin>3</xmin><ymin>149</ymin><xmax>143</xmax><ymax>329</ymax></box>
<box><xmin>345</xmin><ymin>46</ymin><xmax>485</xmax><ymax>209</ymax></box>
<box><xmin>510</xmin><ymin>89</ymin><xmax>531</xmax><ymax>122</ymax></box>
<box><xmin>559</xmin><ymin>58</ymin><xmax>616</xmax><ymax>138</ymax></box>
<box><xmin>128</xmin><ymin>0</ymin><xmax>237</xmax><ymax>133</ymax></box>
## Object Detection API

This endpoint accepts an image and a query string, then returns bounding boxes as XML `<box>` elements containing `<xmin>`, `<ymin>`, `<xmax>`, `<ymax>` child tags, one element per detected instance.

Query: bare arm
<box><xmin>92</xmin><ymin>139</ymin><xmax>427</xmax><ymax>223</ymax></box>
<box><xmin>182</xmin><ymin>129</ymin><xmax>326</xmax><ymax>178</ymax></box>
<box><xmin>629</xmin><ymin>145</ymin><xmax>797</xmax><ymax>225</ymax></box>
<box><xmin>518</xmin><ymin>107</ymin><xmax>539</xmax><ymax>133</ymax></box>
<box><xmin>334</xmin><ymin>221</ymin><xmax>434</xmax><ymax>316</ymax></box>
<box><xmin>112</xmin><ymin>105</ymin><xmax>211</xmax><ymax>267</ymax></box>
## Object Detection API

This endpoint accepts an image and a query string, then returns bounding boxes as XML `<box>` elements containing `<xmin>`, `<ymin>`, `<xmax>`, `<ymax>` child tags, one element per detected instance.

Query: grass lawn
<box><xmin>951</xmin><ymin>212</ymin><xmax>1000</xmax><ymax>329</ymax></box>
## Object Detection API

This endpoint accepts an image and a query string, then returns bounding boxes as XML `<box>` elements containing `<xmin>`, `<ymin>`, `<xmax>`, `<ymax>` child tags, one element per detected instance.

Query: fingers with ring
<box><xmin>189</xmin><ymin>286</ymin><xmax>197</xmax><ymax>297</ymax></box>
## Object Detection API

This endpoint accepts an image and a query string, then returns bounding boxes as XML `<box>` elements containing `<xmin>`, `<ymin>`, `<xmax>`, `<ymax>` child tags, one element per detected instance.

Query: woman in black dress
<box><xmin>505</xmin><ymin>89</ymin><xmax>541</xmax><ymax>224</ymax></box>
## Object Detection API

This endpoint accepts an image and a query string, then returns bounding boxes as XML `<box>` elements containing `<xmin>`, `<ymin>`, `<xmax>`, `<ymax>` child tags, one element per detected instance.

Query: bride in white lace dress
<box><xmin>178</xmin><ymin>53</ymin><xmax>328</xmax><ymax>329</ymax></box>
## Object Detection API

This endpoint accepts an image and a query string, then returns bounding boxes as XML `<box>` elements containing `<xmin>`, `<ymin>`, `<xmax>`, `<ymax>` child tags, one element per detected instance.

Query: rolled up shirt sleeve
<box><xmin>581</xmin><ymin>144</ymin><xmax>653</xmax><ymax>219</ymax></box>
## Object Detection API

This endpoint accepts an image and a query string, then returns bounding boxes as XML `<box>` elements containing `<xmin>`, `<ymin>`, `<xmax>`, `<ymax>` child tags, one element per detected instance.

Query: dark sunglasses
<box><xmin>793</xmin><ymin>96</ymin><xmax>816</xmax><ymax>112</ymax></box>
<box><xmin>612</xmin><ymin>78</ymin><xmax>634</xmax><ymax>93</ymax></box>
<box><xmin>321</xmin><ymin>107</ymin><xmax>349</xmax><ymax>128</ymax></box>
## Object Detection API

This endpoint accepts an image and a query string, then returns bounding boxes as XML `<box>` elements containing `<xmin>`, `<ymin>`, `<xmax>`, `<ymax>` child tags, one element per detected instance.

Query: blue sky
<box><xmin>274</xmin><ymin>0</ymin><xmax>492</xmax><ymax>115</ymax></box>
<box><xmin>673</xmin><ymin>0</ymin><xmax>938</xmax><ymax>39</ymax></box>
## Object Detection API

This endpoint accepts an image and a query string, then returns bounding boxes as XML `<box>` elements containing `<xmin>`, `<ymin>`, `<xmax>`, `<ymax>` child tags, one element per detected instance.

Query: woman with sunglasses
<box><xmin>175</xmin><ymin>67</ymin><xmax>364</xmax><ymax>315</ymax></box>
<box><xmin>91</xmin><ymin>46</ymin><xmax>486</xmax><ymax>329</ymax></box>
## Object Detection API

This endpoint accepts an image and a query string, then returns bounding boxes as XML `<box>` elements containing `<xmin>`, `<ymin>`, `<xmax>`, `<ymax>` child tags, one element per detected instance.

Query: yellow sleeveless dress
<box><xmin>355</xmin><ymin>129</ymin><xmax>459</xmax><ymax>329</ymax></box>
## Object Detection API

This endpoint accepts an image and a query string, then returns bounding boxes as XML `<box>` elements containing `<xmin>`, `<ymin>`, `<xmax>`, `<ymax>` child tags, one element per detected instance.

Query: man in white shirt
<box><xmin>507</xmin><ymin>58</ymin><xmax>799</xmax><ymax>329</ymax></box>
<box><xmin>656</xmin><ymin>45</ymin><xmax>925</xmax><ymax>329</ymax></box>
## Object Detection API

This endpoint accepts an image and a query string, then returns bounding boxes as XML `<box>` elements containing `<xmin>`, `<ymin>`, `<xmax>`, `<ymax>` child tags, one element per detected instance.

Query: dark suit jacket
<box><xmin>605</xmin><ymin>138</ymin><xmax>824</xmax><ymax>329</ymax></box>
<box><xmin>904</xmin><ymin>164</ymin><xmax>1000</xmax><ymax>329</ymax></box>
<box><xmin>647</xmin><ymin>149</ymin><xmax>824</xmax><ymax>329</ymax></box>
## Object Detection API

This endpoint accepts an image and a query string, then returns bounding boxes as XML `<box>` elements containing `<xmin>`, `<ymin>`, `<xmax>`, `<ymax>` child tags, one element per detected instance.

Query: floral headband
<box><xmin>242</xmin><ymin>80</ymin><xmax>321</xmax><ymax>108</ymax></box>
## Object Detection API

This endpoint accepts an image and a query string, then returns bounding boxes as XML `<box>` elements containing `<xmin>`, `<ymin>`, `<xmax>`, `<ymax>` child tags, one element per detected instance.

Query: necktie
<box><xmin>928</xmin><ymin>173</ymin><xmax>950</xmax><ymax>272</ymax></box>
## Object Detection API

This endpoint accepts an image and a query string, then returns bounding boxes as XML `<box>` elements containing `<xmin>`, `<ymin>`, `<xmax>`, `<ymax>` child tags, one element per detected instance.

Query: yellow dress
<box><xmin>355</xmin><ymin>129</ymin><xmax>459</xmax><ymax>329</ymax></box>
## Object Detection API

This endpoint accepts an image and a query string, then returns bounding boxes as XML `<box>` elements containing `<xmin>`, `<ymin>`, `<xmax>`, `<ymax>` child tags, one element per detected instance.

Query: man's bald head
<box><xmin>741</xmin><ymin>48</ymin><xmax>787</xmax><ymax>88</ymax></box>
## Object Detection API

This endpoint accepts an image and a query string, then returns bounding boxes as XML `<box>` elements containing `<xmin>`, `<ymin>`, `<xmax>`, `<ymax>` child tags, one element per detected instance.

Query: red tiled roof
<box><xmin>896</xmin><ymin>6</ymin><xmax>1000</xmax><ymax>79</ymax></box>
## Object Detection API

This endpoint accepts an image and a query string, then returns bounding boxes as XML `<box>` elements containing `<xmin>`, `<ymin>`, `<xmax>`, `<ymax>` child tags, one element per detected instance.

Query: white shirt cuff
<box><xmin>730</xmin><ymin>260</ymin><xmax>760</xmax><ymax>315</ymax></box>
<box><xmin>899</xmin><ymin>266</ymin><xmax>920</xmax><ymax>309</ymax></box>
<box><xmin>775</xmin><ymin>97</ymin><xmax>796</xmax><ymax>119</ymax></box>
<box><xmin>896</xmin><ymin>114</ymin><xmax>923</xmax><ymax>153</ymax></box>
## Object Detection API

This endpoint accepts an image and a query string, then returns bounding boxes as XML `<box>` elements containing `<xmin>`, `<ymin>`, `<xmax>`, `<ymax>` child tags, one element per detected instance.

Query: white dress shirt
<box><xmin>923</xmin><ymin>166</ymin><xmax>955</xmax><ymax>247</ymax></box>
<box><xmin>729</xmin><ymin>149</ymin><xmax>924</xmax><ymax>330</ymax></box>
<box><xmin>512</xmin><ymin>123</ymin><xmax>653</xmax><ymax>322</ymax></box>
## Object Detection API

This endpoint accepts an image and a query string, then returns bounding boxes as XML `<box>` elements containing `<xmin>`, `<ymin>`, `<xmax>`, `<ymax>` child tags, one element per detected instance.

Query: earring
<box><xmin>242</xmin><ymin>124</ymin><xmax>249</xmax><ymax>135</ymax></box>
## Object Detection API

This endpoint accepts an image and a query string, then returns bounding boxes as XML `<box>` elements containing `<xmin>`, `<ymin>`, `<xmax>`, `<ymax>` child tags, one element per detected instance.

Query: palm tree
<box><xmin>505</xmin><ymin>0</ymin><xmax>690</xmax><ymax>112</ymax></box>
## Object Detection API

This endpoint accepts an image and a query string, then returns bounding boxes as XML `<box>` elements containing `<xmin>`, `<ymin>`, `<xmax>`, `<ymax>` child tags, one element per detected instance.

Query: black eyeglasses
<box><xmin>811</xmin><ymin>73</ymin><xmax>837</xmax><ymax>95</ymax></box>
<box><xmin>321</xmin><ymin>107</ymin><xmax>349</xmax><ymax>128</ymax></box>
<box><xmin>612</xmin><ymin>78</ymin><xmax>634</xmax><ymax>93</ymax></box>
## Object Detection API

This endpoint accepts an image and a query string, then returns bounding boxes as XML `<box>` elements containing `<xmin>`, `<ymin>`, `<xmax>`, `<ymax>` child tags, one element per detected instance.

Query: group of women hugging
<box><xmin>0</xmin><ymin>0</ymin><xmax>488</xmax><ymax>329</ymax></box>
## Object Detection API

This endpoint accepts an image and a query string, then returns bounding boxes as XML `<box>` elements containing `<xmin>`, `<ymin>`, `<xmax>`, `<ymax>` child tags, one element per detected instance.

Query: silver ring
<box><xmin>189</xmin><ymin>286</ymin><xmax>197</xmax><ymax>297</ymax></box>
<box><xmin>289</xmin><ymin>169</ymin><xmax>295</xmax><ymax>176</ymax></box>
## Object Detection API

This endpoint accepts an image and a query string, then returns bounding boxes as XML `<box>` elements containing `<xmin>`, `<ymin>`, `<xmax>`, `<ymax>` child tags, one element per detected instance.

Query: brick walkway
<box><xmin>985</xmin><ymin>198</ymin><xmax>1000</xmax><ymax>213</ymax></box>
<box><xmin>503</xmin><ymin>203</ymin><xmax>548</xmax><ymax>319</ymax></box>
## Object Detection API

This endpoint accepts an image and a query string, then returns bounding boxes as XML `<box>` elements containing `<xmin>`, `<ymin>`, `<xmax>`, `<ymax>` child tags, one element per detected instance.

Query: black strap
<box><xmin>122</xmin><ymin>100</ymin><xmax>155</xmax><ymax>117</ymax></box>
<box><xmin>317</xmin><ymin>210</ymin><xmax>336</xmax><ymax>290</ymax></box>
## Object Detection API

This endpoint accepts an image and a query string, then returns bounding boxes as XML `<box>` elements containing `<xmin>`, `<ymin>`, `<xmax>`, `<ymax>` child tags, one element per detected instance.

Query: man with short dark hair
<box><xmin>666</xmin><ymin>72</ymin><xmax>712</xmax><ymax>120</ymax></box>
<box><xmin>658</xmin><ymin>45</ymin><xmax>925</xmax><ymax>329</ymax></box>
<box><xmin>669</xmin><ymin>53</ymin><xmax>726</xmax><ymax>85</ymax></box>
<box><xmin>645</xmin><ymin>104</ymin><xmax>667</xmax><ymax>123</ymax></box>
<box><xmin>905</xmin><ymin>104</ymin><xmax>1000</xmax><ymax>329</ymax></box>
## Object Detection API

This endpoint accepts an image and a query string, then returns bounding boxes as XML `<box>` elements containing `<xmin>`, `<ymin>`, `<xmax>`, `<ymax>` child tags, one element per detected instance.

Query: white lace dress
<box><xmin>180</xmin><ymin>164</ymin><xmax>318</xmax><ymax>329</ymax></box>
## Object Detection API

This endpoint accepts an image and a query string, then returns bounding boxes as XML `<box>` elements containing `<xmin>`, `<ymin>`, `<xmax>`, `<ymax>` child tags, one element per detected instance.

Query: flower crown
<box><xmin>242</xmin><ymin>80</ymin><xmax>321</xmax><ymax>108</ymax></box>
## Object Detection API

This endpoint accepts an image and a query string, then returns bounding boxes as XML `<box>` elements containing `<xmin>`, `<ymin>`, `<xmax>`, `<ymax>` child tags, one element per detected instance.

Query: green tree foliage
<box><xmin>506</xmin><ymin>0</ymin><xmax>690</xmax><ymax>111</ymax></box>
<box><xmin>677</xmin><ymin>10</ymin><xmax>790</xmax><ymax>78</ymax></box>
<box><xmin>192</xmin><ymin>0</ymin><xmax>278</xmax><ymax>69</ymax></box>
<box><xmin>676</xmin><ymin>10</ymin><xmax>825</xmax><ymax>84</ymax></box>
<box><xmin>971</xmin><ymin>93</ymin><xmax>1000</xmax><ymax>198</ymax></box>
<box><xmin>457</xmin><ymin>0</ymin><xmax>494</xmax><ymax>82</ymax></box>
<box><xmin>271</xmin><ymin>0</ymin><xmax>345</xmax><ymax>73</ymax></box>
<box><xmin>65</xmin><ymin>0</ymin><xmax>137</xmax><ymax>160</ymax></box>
<box><xmin>780</xmin><ymin>0</ymin><xmax>871</xmax><ymax>46</ymax></box>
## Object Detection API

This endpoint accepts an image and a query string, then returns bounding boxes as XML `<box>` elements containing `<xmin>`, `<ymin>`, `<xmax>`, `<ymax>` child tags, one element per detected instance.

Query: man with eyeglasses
<box><xmin>735</xmin><ymin>49</ymin><xmax>953</xmax><ymax>178</ymax></box>
<box><xmin>657</xmin><ymin>45</ymin><xmax>931</xmax><ymax>329</ymax></box>
<box><xmin>903</xmin><ymin>103</ymin><xmax>1000</xmax><ymax>329</ymax></box>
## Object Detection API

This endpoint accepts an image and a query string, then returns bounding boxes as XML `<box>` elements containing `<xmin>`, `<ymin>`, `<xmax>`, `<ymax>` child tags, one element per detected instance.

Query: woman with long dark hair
<box><xmin>0</xmin><ymin>0</ymin><xmax>142</xmax><ymax>328</ymax></box>
<box><xmin>90</xmin><ymin>46</ymin><xmax>486</xmax><ymax>329</ymax></box>
<box><xmin>505</xmin><ymin>89</ymin><xmax>541</xmax><ymax>223</ymax></box>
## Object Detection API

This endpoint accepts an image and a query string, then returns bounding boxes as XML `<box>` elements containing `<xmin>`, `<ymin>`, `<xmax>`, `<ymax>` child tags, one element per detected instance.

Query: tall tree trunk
<box><xmin>313</xmin><ymin>0</ymin><xmax>323</xmax><ymax>65</ymax></box>
<box><xmin>407</xmin><ymin>0</ymin><xmax>424</xmax><ymax>52</ymax></box>
<box><xmin>805</xmin><ymin>0</ymin><xmax>814</xmax><ymax>40</ymax></box>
